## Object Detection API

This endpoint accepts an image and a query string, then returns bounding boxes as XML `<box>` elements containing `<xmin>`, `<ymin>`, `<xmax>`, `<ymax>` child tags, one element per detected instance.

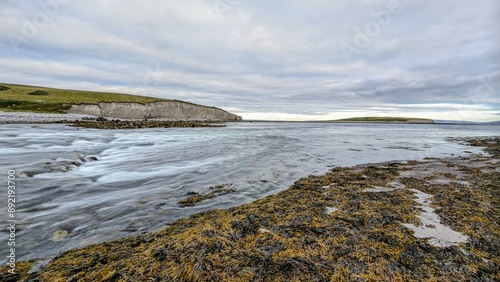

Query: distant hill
<box><xmin>328</xmin><ymin>117</ymin><xmax>434</xmax><ymax>124</ymax></box>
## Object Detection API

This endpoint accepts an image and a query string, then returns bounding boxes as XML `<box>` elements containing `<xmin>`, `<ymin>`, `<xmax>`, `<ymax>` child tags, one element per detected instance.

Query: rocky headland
<box><xmin>0</xmin><ymin>83</ymin><xmax>242</xmax><ymax>125</ymax></box>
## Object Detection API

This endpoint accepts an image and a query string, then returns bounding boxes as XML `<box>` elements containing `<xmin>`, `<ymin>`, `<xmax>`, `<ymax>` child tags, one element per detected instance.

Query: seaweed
<box><xmin>178</xmin><ymin>184</ymin><xmax>237</xmax><ymax>207</ymax></box>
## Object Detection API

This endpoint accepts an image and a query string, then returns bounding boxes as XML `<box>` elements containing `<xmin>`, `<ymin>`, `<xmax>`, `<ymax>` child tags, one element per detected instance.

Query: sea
<box><xmin>0</xmin><ymin>122</ymin><xmax>498</xmax><ymax>262</ymax></box>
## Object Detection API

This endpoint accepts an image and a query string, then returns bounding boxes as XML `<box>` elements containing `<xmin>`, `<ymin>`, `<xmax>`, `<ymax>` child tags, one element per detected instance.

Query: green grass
<box><xmin>0</xmin><ymin>83</ymin><xmax>165</xmax><ymax>113</ymax></box>
<box><xmin>0</xmin><ymin>99</ymin><xmax>72</xmax><ymax>113</ymax></box>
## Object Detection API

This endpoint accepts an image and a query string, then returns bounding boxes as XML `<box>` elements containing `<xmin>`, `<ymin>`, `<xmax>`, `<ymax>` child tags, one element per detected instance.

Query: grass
<box><xmin>0</xmin><ymin>83</ymin><xmax>165</xmax><ymax>113</ymax></box>
<box><xmin>331</xmin><ymin>117</ymin><xmax>434</xmax><ymax>123</ymax></box>
<box><xmin>5</xmin><ymin>137</ymin><xmax>498</xmax><ymax>281</ymax></box>
<box><xmin>0</xmin><ymin>99</ymin><xmax>73</xmax><ymax>114</ymax></box>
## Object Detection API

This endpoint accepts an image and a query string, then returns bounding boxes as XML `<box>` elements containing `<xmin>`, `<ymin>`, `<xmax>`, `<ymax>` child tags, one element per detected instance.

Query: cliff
<box><xmin>67</xmin><ymin>100</ymin><xmax>242</xmax><ymax>121</ymax></box>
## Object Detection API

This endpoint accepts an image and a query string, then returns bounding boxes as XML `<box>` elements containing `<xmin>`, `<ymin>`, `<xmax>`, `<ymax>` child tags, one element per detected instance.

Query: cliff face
<box><xmin>67</xmin><ymin>101</ymin><xmax>242</xmax><ymax>121</ymax></box>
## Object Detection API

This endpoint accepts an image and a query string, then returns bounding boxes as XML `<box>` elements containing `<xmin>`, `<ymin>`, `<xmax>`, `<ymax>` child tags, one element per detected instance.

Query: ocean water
<box><xmin>0</xmin><ymin>122</ymin><xmax>498</xmax><ymax>262</ymax></box>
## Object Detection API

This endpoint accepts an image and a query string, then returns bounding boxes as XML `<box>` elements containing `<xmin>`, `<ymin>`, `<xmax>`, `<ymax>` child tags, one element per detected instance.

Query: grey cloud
<box><xmin>0</xmin><ymin>0</ymin><xmax>498</xmax><ymax>121</ymax></box>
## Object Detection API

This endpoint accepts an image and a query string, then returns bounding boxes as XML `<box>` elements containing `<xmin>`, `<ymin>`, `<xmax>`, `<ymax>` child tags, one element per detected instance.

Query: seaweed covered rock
<box><xmin>71</xmin><ymin>119</ymin><xmax>225</xmax><ymax>129</ymax></box>
<box><xmin>179</xmin><ymin>184</ymin><xmax>237</xmax><ymax>207</ymax></box>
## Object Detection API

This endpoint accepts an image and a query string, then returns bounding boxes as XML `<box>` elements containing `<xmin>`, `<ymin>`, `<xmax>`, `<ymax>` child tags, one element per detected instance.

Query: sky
<box><xmin>1</xmin><ymin>0</ymin><xmax>499</xmax><ymax>121</ymax></box>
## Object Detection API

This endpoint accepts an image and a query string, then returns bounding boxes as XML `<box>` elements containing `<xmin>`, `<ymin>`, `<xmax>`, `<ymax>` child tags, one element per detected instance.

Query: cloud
<box><xmin>0</xmin><ymin>0</ymin><xmax>498</xmax><ymax>121</ymax></box>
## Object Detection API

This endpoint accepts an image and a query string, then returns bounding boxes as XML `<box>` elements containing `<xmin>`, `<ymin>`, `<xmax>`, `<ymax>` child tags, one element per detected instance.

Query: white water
<box><xmin>0</xmin><ymin>122</ymin><xmax>498</xmax><ymax>261</ymax></box>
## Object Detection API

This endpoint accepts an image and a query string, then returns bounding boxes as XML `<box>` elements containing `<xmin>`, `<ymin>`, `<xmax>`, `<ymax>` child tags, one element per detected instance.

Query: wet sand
<box><xmin>3</xmin><ymin>137</ymin><xmax>499</xmax><ymax>281</ymax></box>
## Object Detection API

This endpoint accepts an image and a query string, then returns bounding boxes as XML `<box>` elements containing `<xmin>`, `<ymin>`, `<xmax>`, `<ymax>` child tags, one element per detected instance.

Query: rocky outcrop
<box><xmin>71</xmin><ymin>120</ymin><xmax>225</xmax><ymax>129</ymax></box>
<box><xmin>67</xmin><ymin>100</ymin><xmax>242</xmax><ymax>121</ymax></box>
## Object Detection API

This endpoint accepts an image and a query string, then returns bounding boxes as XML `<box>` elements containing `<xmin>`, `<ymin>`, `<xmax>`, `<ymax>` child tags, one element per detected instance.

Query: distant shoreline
<box><xmin>242</xmin><ymin>120</ymin><xmax>499</xmax><ymax>125</ymax></box>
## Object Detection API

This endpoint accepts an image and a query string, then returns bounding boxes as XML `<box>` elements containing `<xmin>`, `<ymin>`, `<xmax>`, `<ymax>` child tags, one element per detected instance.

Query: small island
<box><xmin>328</xmin><ymin>117</ymin><xmax>434</xmax><ymax>124</ymax></box>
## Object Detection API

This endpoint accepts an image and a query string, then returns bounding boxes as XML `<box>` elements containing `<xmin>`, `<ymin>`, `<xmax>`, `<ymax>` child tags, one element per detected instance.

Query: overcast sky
<box><xmin>1</xmin><ymin>0</ymin><xmax>499</xmax><ymax>121</ymax></box>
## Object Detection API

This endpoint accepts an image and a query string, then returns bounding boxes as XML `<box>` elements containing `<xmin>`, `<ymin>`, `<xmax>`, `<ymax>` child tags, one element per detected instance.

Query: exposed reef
<box><xmin>0</xmin><ymin>112</ymin><xmax>228</xmax><ymax>129</ymax></box>
<box><xmin>71</xmin><ymin>118</ymin><xmax>226</xmax><ymax>129</ymax></box>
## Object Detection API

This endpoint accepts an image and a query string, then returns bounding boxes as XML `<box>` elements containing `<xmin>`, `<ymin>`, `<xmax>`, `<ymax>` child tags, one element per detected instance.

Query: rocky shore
<box><xmin>72</xmin><ymin>118</ymin><xmax>225</xmax><ymax>129</ymax></box>
<box><xmin>3</xmin><ymin>137</ymin><xmax>499</xmax><ymax>281</ymax></box>
<box><xmin>0</xmin><ymin>112</ymin><xmax>227</xmax><ymax>129</ymax></box>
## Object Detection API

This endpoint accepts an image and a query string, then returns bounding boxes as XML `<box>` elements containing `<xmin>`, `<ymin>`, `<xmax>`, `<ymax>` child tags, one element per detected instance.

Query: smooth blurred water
<box><xmin>0</xmin><ymin>122</ymin><xmax>498</xmax><ymax>261</ymax></box>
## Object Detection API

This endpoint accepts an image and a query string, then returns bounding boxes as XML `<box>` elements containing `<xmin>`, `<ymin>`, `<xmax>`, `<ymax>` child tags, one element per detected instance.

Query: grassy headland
<box><xmin>0</xmin><ymin>83</ymin><xmax>164</xmax><ymax>114</ymax></box>
<box><xmin>5</xmin><ymin>137</ymin><xmax>498</xmax><ymax>281</ymax></box>
<box><xmin>330</xmin><ymin>117</ymin><xmax>434</xmax><ymax>123</ymax></box>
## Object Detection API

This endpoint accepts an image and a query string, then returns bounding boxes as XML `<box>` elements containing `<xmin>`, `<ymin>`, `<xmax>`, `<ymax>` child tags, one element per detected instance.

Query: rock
<box><xmin>179</xmin><ymin>183</ymin><xmax>237</xmax><ymax>207</ymax></box>
<box><xmin>22</xmin><ymin>171</ymin><xmax>38</xmax><ymax>177</ymax></box>
<box><xmin>51</xmin><ymin>230</ymin><xmax>69</xmax><ymax>241</ymax></box>
<box><xmin>54</xmin><ymin>166</ymin><xmax>68</xmax><ymax>172</ymax></box>
<box><xmin>95</xmin><ymin>116</ymin><xmax>108</xmax><ymax>122</ymax></box>
<box><xmin>86</xmin><ymin>156</ymin><xmax>99</xmax><ymax>162</ymax></box>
